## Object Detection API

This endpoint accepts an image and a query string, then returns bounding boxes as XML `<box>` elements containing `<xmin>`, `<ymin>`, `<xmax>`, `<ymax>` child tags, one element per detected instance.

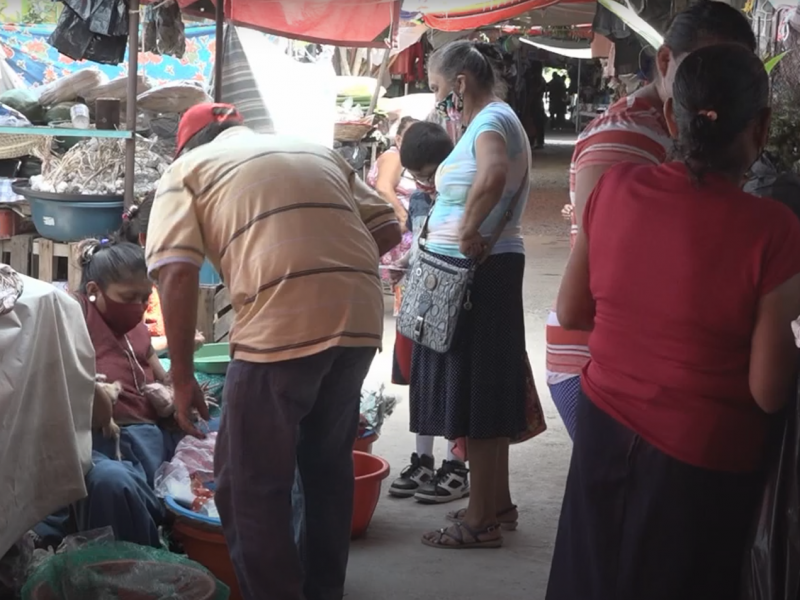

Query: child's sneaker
<box><xmin>414</xmin><ymin>460</ymin><xmax>470</xmax><ymax>504</ymax></box>
<box><xmin>388</xmin><ymin>453</ymin><xmax>435</xmax><ymax>498</ymax></box>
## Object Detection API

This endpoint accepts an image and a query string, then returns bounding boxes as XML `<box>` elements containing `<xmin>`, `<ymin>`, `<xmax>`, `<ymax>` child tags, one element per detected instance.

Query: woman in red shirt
<box><xmin>547</xmin><ymin>44</ymin><xmax>800</xmax><ymax>600</ymax></box>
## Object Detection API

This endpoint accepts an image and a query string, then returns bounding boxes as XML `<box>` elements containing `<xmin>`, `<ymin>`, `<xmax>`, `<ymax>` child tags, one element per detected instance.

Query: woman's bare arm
<box><xmin>374</xmin><ymin>152</ymin><xmax>407</xmax><ymax>227</ymax></box>
<box><xmin>556</xmin><ymin>228</ymin><xmax>595</xmax><ymax>331</ymax></box>
<box><xmin>749</xmin><ymin>273</ymin><xmax>800</xmax><ymax>413</ymax></box>
<box><xmin>459</xmin><ymin>131</ymin><xmax>509</xmax><ymax>236</ymax></box>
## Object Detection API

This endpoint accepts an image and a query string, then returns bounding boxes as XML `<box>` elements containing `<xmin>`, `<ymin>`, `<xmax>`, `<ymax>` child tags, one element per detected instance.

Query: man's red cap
<box><xmin>175</xmin><ymin>102</ymin><xmax>244</xmax><ymax>158</ymax></box>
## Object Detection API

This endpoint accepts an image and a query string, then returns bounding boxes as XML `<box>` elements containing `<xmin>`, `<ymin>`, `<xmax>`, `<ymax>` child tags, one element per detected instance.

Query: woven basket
<box><xmin>0</xmin><ymin>133</ymin><xmax>40</xmax><ymax>160</ymax></box>
<box><xmin>334</xmin><ymin>118</ymin><xmax>374</xmax><ymax>143</ymax></box>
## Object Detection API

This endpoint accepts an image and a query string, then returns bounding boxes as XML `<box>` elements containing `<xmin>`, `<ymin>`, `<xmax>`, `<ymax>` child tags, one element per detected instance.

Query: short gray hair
<box><xmin>428</xmin><ymin>40</ymin><xmax>506</xmax><ymax>98</ymax></box>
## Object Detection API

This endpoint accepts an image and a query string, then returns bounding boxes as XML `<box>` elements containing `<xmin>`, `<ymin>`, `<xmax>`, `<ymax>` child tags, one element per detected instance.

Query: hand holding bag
<box><xmin>396</xmin><ymin>169</ymin><xmax>528</xmax><ymax>354</ymax></box>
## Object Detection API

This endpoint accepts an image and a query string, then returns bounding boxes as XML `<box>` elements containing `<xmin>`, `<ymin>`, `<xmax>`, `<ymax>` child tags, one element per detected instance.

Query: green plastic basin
<box><xmin>194</xmin><ymin>343</ymin><xmax>231</xmax><ymax>375</ymax></box>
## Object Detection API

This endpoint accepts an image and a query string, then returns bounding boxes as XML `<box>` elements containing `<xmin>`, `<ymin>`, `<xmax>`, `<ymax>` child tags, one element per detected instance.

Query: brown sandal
<box><xmin>421</xmin><ymin>522</ymin><xmax>502</xmax><ymax>549</ymax></box>
<box><xmin>446</xmin><ymin>505</ymin><xmax>519</xmax><ymax>531</ymax></box>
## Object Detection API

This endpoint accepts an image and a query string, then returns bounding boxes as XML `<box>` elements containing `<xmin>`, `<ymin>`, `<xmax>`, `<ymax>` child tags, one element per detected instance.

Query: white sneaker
<box><xmin>388</xmin><ymin>453</ymin><xmax>435</xmax><ymax>498</ymax></box>
<box><xmin>414</xmin><ymin>460</ymin><xmax>470</xmax><ymax>504</ymax></box>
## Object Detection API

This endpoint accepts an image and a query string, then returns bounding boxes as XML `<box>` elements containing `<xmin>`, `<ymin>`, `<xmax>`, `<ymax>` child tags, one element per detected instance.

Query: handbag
<box><xmin>396</xmin><ymin>169</ymin><xmax>529</xmax><ymax>353</ymax></box>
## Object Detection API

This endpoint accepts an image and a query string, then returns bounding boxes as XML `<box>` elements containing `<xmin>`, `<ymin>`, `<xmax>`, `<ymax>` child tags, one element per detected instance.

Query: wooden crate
<box><xmin>0</xmin><ymin>234</ymin><xmax>82</xmax><ymax>290</ymax></box>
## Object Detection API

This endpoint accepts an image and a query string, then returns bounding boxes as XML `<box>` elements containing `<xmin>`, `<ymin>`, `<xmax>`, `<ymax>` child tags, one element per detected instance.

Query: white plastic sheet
<box><xmin>0</xmin><ymin>276</ymin><xmax>94</xmax><ymax>557</ymax></box>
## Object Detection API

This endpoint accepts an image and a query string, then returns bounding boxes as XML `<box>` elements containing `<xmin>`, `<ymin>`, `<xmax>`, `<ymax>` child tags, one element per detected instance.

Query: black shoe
<box><xmin>414</xmin><ymin>460</ymin><xmax>470</xmax><ymax>504</ymax></box>
<box><xmin>388</xmin><ymin>453</ymin><xmax>435</xmax><ymax>498</ymax></box>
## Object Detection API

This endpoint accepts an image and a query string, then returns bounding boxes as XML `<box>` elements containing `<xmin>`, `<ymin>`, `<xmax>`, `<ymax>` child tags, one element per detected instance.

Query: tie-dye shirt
<box><xmin>426</xmin><ymin>102</ymin><xmax>531</xmax><ymax>258</ymax></box>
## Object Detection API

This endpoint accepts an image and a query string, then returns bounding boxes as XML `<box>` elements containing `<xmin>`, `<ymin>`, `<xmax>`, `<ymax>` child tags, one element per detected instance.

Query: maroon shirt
<box><xmin>76</xmin><ymin>294</ymin><xmax>158</xmax><ymax>425</ymax></box>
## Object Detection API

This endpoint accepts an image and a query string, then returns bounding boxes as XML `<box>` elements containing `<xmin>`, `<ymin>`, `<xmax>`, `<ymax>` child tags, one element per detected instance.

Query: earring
<box><xmin>89</xmin><ymin>295</ymin><xmax>97</xmax><ymax>303</ymax></box>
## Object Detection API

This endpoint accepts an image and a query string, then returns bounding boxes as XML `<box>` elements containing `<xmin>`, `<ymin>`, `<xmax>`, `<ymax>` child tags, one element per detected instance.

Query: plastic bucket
<box><xmin>351</xmin><ymin>451</ymin><xmax>390</xmax><ymax>539</ymax></box>
<box><xmin>172</xmin><ymin>521</ymin><xmax>242</xmax><ymax>600</ymax></box>
<box><xmin>0</xmin><ymin>209</ymin><xmax>17</xmax><ymax>239</ymax></box>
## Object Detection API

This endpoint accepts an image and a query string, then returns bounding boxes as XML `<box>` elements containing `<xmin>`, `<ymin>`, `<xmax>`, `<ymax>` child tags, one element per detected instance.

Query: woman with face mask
<box><xmin>39</xmin><ymin>238</ymin><xmax>182</xmax><ymax>547</ymax></box>
<box><xmin>410</xmin><ymin>40</ymin><xmax>532</xmax><ymax>549</ymax></box>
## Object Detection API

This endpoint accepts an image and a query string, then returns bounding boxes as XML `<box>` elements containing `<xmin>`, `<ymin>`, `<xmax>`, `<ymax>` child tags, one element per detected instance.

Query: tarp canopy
<box><xmin>520</xmin><ymin>36</ymin><xmax>592</xmax><ymax>58</ymax></box>
<box><xmin>175</xmin><ymin>0</ymin><xmax>402</xmax><ymax>47</ymax></box>
<box><xmin>405</xmin><ymin>0</ymin><xmax>588</xmax><ymax>31</ymax></box>
<box><xmin>0</xmin><ymin>23</ymin><xmax>215</xmax><ymax>86</ymax></box>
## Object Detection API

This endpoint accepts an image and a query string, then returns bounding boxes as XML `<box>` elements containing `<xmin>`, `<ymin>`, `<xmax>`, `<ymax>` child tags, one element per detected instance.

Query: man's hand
<box><xmin>459</xmin><ymin>228</ymin><xmax>487</xmax><ymax>259</ymax></box>
<box><xmin>172</xmin><ymin>377</ymin><xmax>211</xmax><ymax>438</ymax></box>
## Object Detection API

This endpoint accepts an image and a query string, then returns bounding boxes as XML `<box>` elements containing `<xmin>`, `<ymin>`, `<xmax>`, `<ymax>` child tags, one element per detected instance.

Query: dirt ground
<box><xmin>346</xmin><ymin>135</ymin><xmax>575</xmax><ymax>600</ymax></box>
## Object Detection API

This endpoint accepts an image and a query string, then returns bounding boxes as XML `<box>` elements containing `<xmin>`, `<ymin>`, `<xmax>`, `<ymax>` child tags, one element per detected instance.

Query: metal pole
<box><xmin>124</xmin><ymin>0</ymin><xmax>140</xmax><ymax>209</ymax></box>
<box><xmin>368</xmin><ymin>48</ymin><xmax>391</xmax><ymax>115</ymax></box>
<box><xmin>575</xmin><ymin>58</ymin><xmax>582</xmax><ymax>134</ymax></box>
<box><xmin>214</xmin><ymin>0</ymin><xmax>224</xmax><ymax>102</ymax></box>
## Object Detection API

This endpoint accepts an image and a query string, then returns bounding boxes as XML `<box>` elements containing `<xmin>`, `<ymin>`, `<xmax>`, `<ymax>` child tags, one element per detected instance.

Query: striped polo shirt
<box><xmin>146</xmin><ymin>126</ymin><xmax>397</xmax><ymax>364</ymax></box>
<box><xmin>546</xmin><ymin>95</ymin><xmax>671</xmax><ymax>385</ymax></box>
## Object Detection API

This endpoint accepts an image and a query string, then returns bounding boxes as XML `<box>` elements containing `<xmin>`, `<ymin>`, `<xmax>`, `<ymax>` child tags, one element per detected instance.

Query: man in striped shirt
<box><xmin>145</xmin><ymin>103</ymin><xmax>400</xmax><ymax>600</ymax></box>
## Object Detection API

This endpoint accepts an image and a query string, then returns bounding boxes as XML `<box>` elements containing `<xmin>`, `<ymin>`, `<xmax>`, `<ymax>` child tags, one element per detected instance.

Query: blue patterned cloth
<box><xmin>0</xmin><ymin>24</ymin><xmax>215</xmax><ymax>87</ymax></box>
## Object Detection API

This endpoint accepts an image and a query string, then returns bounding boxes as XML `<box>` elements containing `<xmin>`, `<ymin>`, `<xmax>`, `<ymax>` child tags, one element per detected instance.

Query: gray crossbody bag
<box><xmin>396</xmin><ymin>170</ymin><xmax>528</xmax><ymax>353</ymax></box>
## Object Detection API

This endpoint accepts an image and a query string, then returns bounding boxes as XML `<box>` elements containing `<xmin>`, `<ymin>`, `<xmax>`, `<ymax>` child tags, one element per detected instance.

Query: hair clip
<box><xmin>697</xmin><ymin>110</ymin><xmax>718</xmax><ymax>122</ymax></box>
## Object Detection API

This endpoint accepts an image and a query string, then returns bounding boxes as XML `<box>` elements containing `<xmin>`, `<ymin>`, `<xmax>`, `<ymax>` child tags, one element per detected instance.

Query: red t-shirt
<box><xmin>582</xmin><ymin>162</ymin><xmax>800</xmax><ymax>473</ymax></box>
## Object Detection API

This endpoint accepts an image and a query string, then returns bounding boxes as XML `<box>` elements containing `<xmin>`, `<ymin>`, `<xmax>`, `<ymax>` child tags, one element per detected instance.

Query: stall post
<box><xmin>214</xmin><ymin>0</ymin><xmax>224</xmax><ymax>102</ymax></box>
<box><xmin>575</xmin><ymin>58</ymin><xmax>582</xmax><ymax>133</ymax></box>
<box><xmin>124</xmin><ymin>0</ymin><xmax>140</xmax><ymax>208</ymax></box>
<box><xmin>368</xmin><ymin>48</ymin><xmax>391</xmax><ymax>115</ymax></box>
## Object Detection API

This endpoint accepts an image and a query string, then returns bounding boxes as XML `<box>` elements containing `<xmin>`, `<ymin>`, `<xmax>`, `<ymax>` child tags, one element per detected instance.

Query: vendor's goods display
<box><xmin>30</xmin><ymin>136</ymin><xmax>169</xmax><ymax>196</ymax></box>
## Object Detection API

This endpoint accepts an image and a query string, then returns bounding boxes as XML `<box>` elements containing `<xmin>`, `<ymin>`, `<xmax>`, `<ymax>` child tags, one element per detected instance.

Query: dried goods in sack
<box><xmin>137</xmin><ymin>81</ymin><xmax>211</xmax><ymax>114</ymax></box>
<box><xmin>37</xmin><ymin>68</ymin><xmax>108</xmax><ymax>106</ymax></box>
<box><xmin>83</xmin><ymin>75</ymin><xmax>151</xmax><ymax>106</ymax></box>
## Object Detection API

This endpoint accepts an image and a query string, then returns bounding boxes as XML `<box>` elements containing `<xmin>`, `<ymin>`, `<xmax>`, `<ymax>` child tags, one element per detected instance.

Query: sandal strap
<box><xmin>497</xmin><ymin>504</ymin><xmax>518</xmax><ymax>518</ymax></box>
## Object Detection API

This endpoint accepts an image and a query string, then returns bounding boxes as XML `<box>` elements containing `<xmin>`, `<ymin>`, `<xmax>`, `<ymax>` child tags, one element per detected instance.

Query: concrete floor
<box><xmin>346</xmin><ymin>136</ymin><xmax>576</xmax><ymax>600</ymax></box>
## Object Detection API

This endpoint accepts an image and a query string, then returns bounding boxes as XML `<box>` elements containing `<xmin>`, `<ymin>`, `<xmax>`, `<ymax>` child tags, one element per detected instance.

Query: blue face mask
<box><xmin>436</xmin><ymin>91</ymin><xmax>464</xmax><ymax>121</ymax></box>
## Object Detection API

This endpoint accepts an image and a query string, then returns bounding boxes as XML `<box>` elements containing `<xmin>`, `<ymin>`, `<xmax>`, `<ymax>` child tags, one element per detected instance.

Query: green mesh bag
<box><xmin>22</xmin><ymin>541</ymin><xmax>229</xmax><ymax>600</ymax></box>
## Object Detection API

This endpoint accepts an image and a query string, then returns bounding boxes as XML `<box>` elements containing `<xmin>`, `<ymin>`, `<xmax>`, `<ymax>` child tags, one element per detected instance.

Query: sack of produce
<box><xmin>0</xmin><ymin>89</ymin><xmax>44</xmax><ymax>123</ymax></box>
<box><xmin>137</xmin><ymin>81</ymin><xmax>211</xmax><ymax>114</ymax></box>
<box><xmin>83</xmin><ymin>75</ymin><xmax>151</xmax><ymax>105</ymax></box>
<box><xmin>44</xmin><ymin>102</ymin><xmax>77</xmax><ymax>124</ymax></box>
<box><xmin>36</xmin><ymin>68</ymin><xmax>108</xmax><ymax>106</ymax></box>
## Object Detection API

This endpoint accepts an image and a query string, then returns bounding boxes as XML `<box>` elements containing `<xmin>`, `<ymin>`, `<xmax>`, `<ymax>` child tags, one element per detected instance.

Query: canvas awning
<box><xmin>405</xmin><ymin>0</ymin><xmax>589</xmax><ymax>31</ymax></box>
<box><xmin>176</xmin><ymin>0</ymin><xmax>402</xmax><ymax>47</ymax></box>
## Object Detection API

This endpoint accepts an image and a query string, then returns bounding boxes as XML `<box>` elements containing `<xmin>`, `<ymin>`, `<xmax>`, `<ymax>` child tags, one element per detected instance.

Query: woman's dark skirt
<box><xmin>409</xmin><ymin>252</ymin><xmax>527</xmax><ymax>440</ymax></box>
<box><xmin>546</xmin><ymin>389</ymin><xmax>762</xmax><ymax>600</ymax></box>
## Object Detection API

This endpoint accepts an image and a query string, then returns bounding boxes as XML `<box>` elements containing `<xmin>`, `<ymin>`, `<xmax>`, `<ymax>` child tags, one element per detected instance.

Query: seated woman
<box><xmin>547</xmin><ymin>44</ymin><xmax>800</xmax><ymax>600</ymax></box>
<box><xmin>72</xmin><ymin>238</ymin><xmax>187</xmax><ymax>547</ymax></box>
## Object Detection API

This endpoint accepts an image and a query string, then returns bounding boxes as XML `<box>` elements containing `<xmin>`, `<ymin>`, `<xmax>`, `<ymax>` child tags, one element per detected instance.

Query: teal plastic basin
<box><xmin>194</xmin><ymin>342</ymin><xmax>231</xmax><ymax>375</ymax></box>
<box><xmin>28</xmin><ymin>197</ymin><xmax>123</xmax><ymax>243</ymax></box>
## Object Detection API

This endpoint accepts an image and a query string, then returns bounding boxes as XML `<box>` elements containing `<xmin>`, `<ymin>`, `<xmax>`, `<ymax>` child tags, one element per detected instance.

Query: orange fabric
<box><xmin>144</xmin><ymin>288</ymin><xmax>165</xmax><ymax>338</ymax></box>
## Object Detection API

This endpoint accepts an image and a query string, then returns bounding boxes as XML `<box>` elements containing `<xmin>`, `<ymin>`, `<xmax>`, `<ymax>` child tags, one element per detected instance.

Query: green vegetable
<box><xmin>0</xmin><ymin>88</ymin><xmax>45</xmax><ymax>123</ymax></box>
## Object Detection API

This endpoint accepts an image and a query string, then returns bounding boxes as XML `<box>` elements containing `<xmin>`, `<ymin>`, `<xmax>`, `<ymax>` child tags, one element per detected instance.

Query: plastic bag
<box><xmin>154</xmin><ymin>434</ymin><xmax>216</xmax><ymax>506</ymax></box>
<box><xmin>48</xmin><ymin>5</ymin><xmax>127</xmax><ymax>66</ymax></box>
<box><xmin>740</xmin><ymin>388</ymin><xmax>800</xmax><ymax>600</ymax></box>
<box><xmin>21</xmin><ymin>540</ymin><xmax>230</xmax><ymax>600</ymax></box>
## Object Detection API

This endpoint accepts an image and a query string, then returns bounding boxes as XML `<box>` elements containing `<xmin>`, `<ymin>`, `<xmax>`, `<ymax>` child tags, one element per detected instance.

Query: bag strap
<box><xmin>417</xmin><ymin>165</ymin><xmax>530</xmax><ymax>263</ymax></box>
